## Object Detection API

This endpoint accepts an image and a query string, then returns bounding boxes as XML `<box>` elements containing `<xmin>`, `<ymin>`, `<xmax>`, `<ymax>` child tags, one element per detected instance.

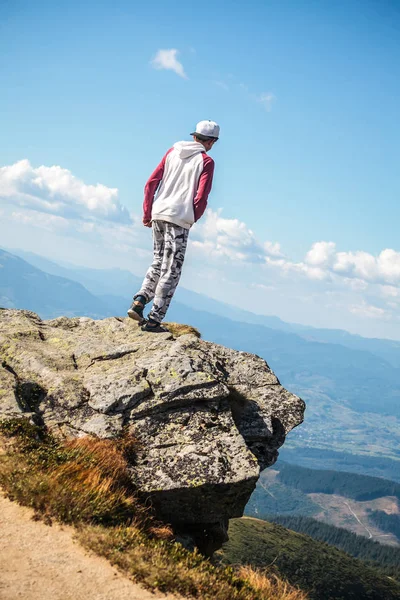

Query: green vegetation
<box><xmin>277</xmin><ymin>462</ymin><xmax>400</xmax><ymax>501</ymax></box>
<box><xmin>0</xmin><ymin>418</ymin><xmax>306</xmax><ymax>600</ymax></box>
<box><xmin>270</xmin><ymin>515</ymin><xmax>400</xmax><ymax>580</ymax></box>
<box><xmin>245</xmin><ymin>479</ymin><xmax>319</xmax><ymax>518</ymax></box>
<box><xmin>246</xmin><ymin>463</ymin><xmax>400</xmax><ymax>548</ymax></box>
<box><xmin>278</xmin><ymin>447</ymin><xmax>400</xmax><ymax>483</ymax></box>
<box><xmin>368</xmin><ymin>510</ymin><xmax>400</xmax><ymax>541</ymax></box>
<box><xmin>219</xmin><ymin>517</ymin><xmax>400</xmax><ymax>600</ymax></box>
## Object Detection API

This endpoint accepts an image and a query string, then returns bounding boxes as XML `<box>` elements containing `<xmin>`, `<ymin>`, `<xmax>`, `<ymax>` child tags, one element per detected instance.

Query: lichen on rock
<box><xmin>0</xmin><ymin>308</ymin><xmax>305</xmax><ymax>555</ymax></box>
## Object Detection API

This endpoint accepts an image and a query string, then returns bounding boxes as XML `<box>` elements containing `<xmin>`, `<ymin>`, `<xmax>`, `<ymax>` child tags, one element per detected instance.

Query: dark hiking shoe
<box><xmin>141</xmin><ymin>319</ymin><xmax>169</xmax><ymax>333</ymax></box>
<box><xmin>127</xmin><ymin>296</ymin><xmax>146</xmax><ymax>323</ymax></box>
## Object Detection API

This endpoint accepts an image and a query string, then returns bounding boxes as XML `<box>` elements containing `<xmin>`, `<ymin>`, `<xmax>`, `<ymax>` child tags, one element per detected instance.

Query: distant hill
<box><xmin>277</xmin><ymin>462</ymin><xmax>400</xmax><ymax>502</ymax></box>
<box><xmin>267</xmin><ymin>515</ymin><xmax>400</xmax><ymax>580</ymax></box>
<box><xmin>0</xmin><ymin>250</ymin><xmax>113</xmax><ymax>320</ymax></box>
<box><xmin>278</xmin><ymin>446</ymin><xmax>400</xmax><ymax>482</ymax></box>
<box><xmin>8</xmin><ymin>248</ymin><xmax>400</xmax><ymax>366</ymax></box>
<box><xmin>369</xmin><ymin>511</ymin><xmax>400</xmax><ymax>540</ymax></box>
<box><xmin>219</xmin><ymin>517</ymin><xmax>400</xmax><ymax>600</ymax></box>
<box><xmin>245</xmin><ymin>461</ymin><xmax>400</xmax><ymax>548</ymax></box>
<box><xmin>246</xmin><ymin>460</ymin><xmax>400</xmax><ymax>538</ymax></box>
<box><xmin>4</xmin><ymin>248</ymin><xmax>143</xmax><ymax>299</ymax></box>
<box><xmin>292</xmin><ymin>327</ymin><xmax>400</xmax><ymax>369</ymax></box>
<box><xmin>245</xmin><ymin>468</ymin><xmax>321</xmax><ymax>518</ymax></box>
<box><xmin>5</xmin><ymin>248</ymin><xmax>304</xmax><ymax>331</ymax></box>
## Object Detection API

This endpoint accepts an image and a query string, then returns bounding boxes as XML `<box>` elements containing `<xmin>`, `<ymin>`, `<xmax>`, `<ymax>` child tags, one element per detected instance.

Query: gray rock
<box><xmin>0</xmin><ymin>308</ymin><xmax>305</xmax><ymax>554</ymax></box>
<box><xmin>0</xmin><ymin>364</ymin><xmax>23</xmax><ymax>417</ymax></box>
<box><xmin>85</xmin><ymin>369</ymin><xmax>151</xmax><ymax>414</ymax></box>
<box><xmin>78</xmin><ymin>413</ymin><xmax>124</xmax><ymax>437</ymax></box>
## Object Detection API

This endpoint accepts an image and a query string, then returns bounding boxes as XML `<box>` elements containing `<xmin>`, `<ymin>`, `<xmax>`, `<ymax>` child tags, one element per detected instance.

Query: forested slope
<box><xmin>277</xmin><ymin>462</ymin><xmax>400</xmax><ymax>501</ymax></box>
<box><xmin>270</xmin><ymin>515</ymin><xmax>400</xmax><ymax>580</ymax></box>
<box><xmin>220</xmin><ymin>517</ymin><xmax>400</xmax><ymax>600</ymax></box>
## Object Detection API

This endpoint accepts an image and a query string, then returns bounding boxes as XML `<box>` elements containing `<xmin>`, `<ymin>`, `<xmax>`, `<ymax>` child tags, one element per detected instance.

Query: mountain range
<box><xmin>8</xmin><ymin>247</ymin><xmax>400</xmax><ymax>368</ymax></box>
<box><xmin>1</xmin><ymin>246</ymin><xmax>400</xmax><ymax>475</ymax></box>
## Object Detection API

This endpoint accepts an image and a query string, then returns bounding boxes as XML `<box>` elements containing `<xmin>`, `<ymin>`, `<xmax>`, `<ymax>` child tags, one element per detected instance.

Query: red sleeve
<box><xmin>193</xmin><ymin>155</ymin><xmax>215</xmax><ymax>222</ymax></box>
<box><xmin>143</xmin><ymin>149</ymin><xmax>172</xmax><ymax>221</ymax></box>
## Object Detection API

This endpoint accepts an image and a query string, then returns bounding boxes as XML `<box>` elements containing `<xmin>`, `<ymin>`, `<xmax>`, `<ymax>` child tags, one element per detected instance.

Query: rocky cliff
<box><xmin>0</xmin><ymin>309</ymin><xmax>305</xmax><ymax>553</ymax></box>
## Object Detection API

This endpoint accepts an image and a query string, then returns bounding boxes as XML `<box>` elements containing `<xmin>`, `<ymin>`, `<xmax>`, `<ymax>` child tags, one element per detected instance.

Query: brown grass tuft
<box><xmin>62</xmin><ymin>437</ymin><xmax>132</xmax><ymax>483</ymax></box>
<box><xmin>165</xmin><ymin>322</ymin><xmax>201</xmax><ymax>338</ymax></box>
<box><xmin>238</xmin><ymin>565</ymin><xmax>307</xmax><ymax>600</ymax></box>
<box><xmin>147</xmin><ymin>524</ymin><xmax>175</xmax><ymax>540</ymax></box>
<box><xmin>0</xmin><ymin>421</ymin><xmax>148</xmax><ymax>527</ymax></box>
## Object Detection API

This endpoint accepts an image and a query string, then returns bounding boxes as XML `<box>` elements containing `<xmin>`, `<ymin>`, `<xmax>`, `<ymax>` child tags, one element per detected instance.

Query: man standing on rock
<box><xmin>127</xmin><ymin>120</ymin><xmax>219</xmax><ymax>332</ymax></box>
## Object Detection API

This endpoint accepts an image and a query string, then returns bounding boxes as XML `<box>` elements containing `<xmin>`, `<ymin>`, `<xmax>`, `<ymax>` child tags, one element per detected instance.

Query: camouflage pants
<box><xmin>135</xmin><ymin>220</ymin><xmax>189</xmax><ymax>323</ymax></box>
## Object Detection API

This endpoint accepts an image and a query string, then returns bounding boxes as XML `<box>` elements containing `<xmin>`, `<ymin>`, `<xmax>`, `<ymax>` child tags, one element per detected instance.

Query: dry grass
<box><xmin>78</xmin><ymin>525</ymin><xmax>308</xmax><ymax>599</ymax></box>
<box><xmin>0</xmin><ymin>418</ymin><xmax>307</xmax><ymax>600</ymax></box>
<box><xmin>238</xmin><ymin>566</ymin><xmax>308</xmax><ymax>600</ymax></box>
<box><xmin>147</xmin><ymin>524</ymin><xmax>175</xmax><ymax>540</ymax></box>
<box><xmin>47</xmin><ymin>437</ymin><xmax>150</xmax><ymax>526</ymax></box>
<box><xmin>0</xmin><ymin>419</ymin><xmax>147</xmax><ymax>527</ymax></box>
<box><xmin>165</xmin><ymin>322</ymin><xmax>201</xmax><ymax>338</ymax></box>
<box><xmin>78</xmin><ymin>525</ymin><xmax>254</xmax><ymax>599</ymax></box>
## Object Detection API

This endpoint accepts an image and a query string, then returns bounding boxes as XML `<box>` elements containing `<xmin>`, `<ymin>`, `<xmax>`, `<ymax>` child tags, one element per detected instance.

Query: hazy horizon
<box><xmin>3</xmin><ymin>244</ymin><xmax>400</xmax><ymax>343</ymax></box>
<box><xmin>1</xmin><ymin>0</ymin><xmax>399</xmax><ymax>339</ymax></box>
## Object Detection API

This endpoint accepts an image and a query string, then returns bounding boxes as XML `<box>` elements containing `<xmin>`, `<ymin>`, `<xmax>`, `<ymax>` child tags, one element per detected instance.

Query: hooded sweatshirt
<box><xmin>143</xmin><ymin>141</ymin><xmax>215</xmax><ymax>229</ymax></box>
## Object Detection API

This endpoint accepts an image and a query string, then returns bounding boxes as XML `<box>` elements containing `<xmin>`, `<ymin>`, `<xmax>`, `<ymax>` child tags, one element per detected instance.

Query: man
<box><xmin>127</xmin><ymin>120</ymin><xmax>219</xmax><ymax>332</ymax></box>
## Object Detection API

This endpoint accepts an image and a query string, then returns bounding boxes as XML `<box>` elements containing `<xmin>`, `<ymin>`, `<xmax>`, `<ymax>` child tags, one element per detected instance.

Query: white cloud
<box><xmin>2</xmin><ymin>158</ymin><xmax>400</xmax><ymax>333</ymax></box>
<box><xmin>379</xmin><ymin>285</ymin><xmax>400</xmax><ymax>311</ymax></box>
<box><xmin>381</xmin><ymin>285</ymin><xmax>400</xmax><ymax>299</ymax></box>
<box><xmin>305</xmin><ymin>241</ymin><xmax>336</xmax><ymax>267</ymax></box>
<box><xmin>151</xmin><ymin>49</ymin><xmax>187</xmax><ymax>79</ymax></box>
<box><xmin>300</xmin><ymin>265</ymin><xmax>328</xmax><ymax>280</ymax></box>
<box><xmin>275</xmin><ymin>259</ymin><xmax>329</xmax><ymax>281</ymax></box>
<box><xmin>333</xmin><ymin>249</ymin><xmax>400</xmax><ymax>285</ymax></box>
<box><xmin>251</xmin><ymin>283</ymin><xmax>276</xmax><ymax>292</ymax></box>
<box><xmin>192</xmin><ymin>211</ymin><xmax>400</xmax><ymax>299</ymax></box>
<box><xmin>342</xmin><ymin>277</ymin><xmax>369</xmax><ymax>292</ymax></box>
<box><xmin>268</xmin><ymin>243</ymin><xmax>400</xmax><ymax>289</ymax></box>
<box><xmin>11</xmin><ymin>210</ymin><xmax>69</xmax><ymax>231</ymax></box>
<box><xmin>192</xmin><ymin>209</ymin><xmax>280</xmax><ymax>263</ymax></box>
<box><xmin>377</xmin><ymin>249</ymin><xmax>400</xmax><ymax>283</ymax></box>
<box><xmin>0</xmin><ymin>160</ymin><xmax>130</xmax><ymax>223</ymax></box>
<box><xmin>264</xmin><ymin>240</ymin><xmax>284</xmax><ymax>257</ymax></box>
<box><xmin>349</xmin><ymin>301</ymin><xmax>389</xmax><ymax>320</ymax></box>
<box><xmin>257</xmin><ymin>92</ymin><xmax>275</xmax><ymax>112</ymax></box>
<box><xmin>334</xmin><ymin>251</ymin><xmax>377</xmax><ymax>280</ymax></box>
<box><xmin>6</xmin><ymin>205</ymin><xmax>152</xmax><ymax>260</ymax></box>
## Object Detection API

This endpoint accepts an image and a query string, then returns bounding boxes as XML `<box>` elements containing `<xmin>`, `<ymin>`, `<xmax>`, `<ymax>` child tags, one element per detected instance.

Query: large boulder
<box><xmin>0</xmin><ymin>309</ymin><xmax>305</xmax><ymax>554</ymax></box>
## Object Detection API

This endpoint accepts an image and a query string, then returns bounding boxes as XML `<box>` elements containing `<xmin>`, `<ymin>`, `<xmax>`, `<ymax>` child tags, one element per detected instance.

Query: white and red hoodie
<box><xmin>143</xmin><ymin>141</ymin><xmax>215</xmax><ymax>230</ymax></box>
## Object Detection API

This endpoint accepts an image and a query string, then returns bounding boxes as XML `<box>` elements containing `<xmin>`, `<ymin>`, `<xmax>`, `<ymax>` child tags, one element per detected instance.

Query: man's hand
<box><xmin>142</xmin><ymin>218</ymin><xmax>152</xmax><ymax>228</ymax></box>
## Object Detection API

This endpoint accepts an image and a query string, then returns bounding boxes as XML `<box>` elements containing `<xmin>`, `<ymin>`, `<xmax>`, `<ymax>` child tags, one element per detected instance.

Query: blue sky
<box><xmin>1</xmin><ymin>0</ymin><xmax>400</xmax><ymax>338</ymax></box>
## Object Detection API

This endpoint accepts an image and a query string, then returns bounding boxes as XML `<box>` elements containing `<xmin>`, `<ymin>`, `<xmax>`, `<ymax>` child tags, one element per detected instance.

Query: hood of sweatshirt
<box><xmin>173</xmin><ymin>141</ymin><xmax>205</xmax><ymax>159</ymax></box>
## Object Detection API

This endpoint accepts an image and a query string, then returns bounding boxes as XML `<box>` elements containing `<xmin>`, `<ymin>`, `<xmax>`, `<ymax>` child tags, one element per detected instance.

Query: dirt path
<box><xmin>343</xmin><ymin>500</ymin><xmax>373</xmax><ymax>539</ymax></box>
<box><xmin>0</xmin><ymin>492</ymin><xmax>178</xmax><ymax>600</ymax></box>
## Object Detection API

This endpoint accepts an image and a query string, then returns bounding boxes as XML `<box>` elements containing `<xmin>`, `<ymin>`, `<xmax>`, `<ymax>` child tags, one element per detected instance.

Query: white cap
<box><xmin>191</xmin><ymin>120</ymin><xmax>220</xmax><ymax>139</ymax></box>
